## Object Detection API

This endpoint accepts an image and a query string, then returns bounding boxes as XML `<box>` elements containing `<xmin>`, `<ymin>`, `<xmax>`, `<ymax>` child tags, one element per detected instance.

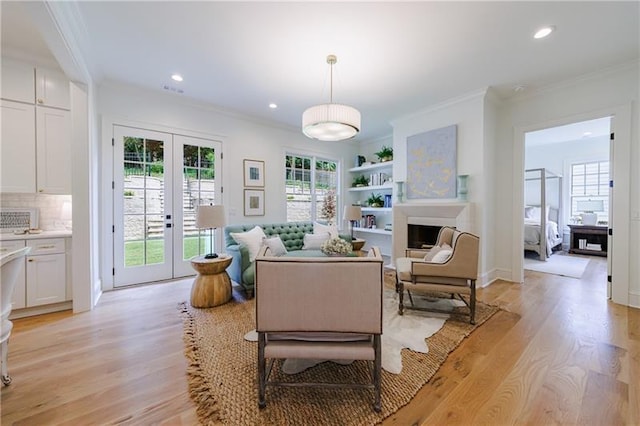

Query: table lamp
<box><xmin>196</xmin><ymin>204</ymin><xmax>226</xmax><ymax>259</ymax></box>
<box><xmin>577</xmin><ymin>200</ymin><xmax>604</xmax><ymax>226</ymax></box>
<box><xmin>343</xmin><ymin>205</ymin><xmax>362</xmax><ymax>241</ymax></box>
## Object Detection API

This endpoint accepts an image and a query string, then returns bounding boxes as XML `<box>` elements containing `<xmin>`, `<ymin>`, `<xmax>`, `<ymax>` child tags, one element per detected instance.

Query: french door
<box><xmin>113</xmin><ymin>126</ymin><xmax>222</xmax><ymax>287</ymax></box>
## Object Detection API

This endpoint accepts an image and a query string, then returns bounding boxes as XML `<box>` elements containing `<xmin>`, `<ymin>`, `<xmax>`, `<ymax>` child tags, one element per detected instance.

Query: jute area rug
<box><xmin>181</xmin><ymin>282</ymin><xmax>499</xmax><ymax>425</ymax></box>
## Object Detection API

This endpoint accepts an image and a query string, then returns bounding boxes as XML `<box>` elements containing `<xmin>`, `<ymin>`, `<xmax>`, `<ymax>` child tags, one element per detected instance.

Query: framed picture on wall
<box><xmin>244</xmin><ymin>189</ymin><xmax>265</xmax><ymax>216</ymax></box>
<box><xmin>243</xmin><ymin>159</ymin><xmax>265</xmax><ymax>187</ymax></box>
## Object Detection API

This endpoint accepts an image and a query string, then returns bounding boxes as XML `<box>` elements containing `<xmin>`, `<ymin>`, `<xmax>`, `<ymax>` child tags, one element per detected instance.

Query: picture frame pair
<box><xmin>243</xmin><ymin>159</ymin><xmax>264</xmax><ymax>216</ymax></box>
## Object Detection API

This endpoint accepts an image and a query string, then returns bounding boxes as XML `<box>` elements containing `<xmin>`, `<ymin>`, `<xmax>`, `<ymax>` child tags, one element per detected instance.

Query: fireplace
<box><xmin>407</xmin><ymin>224</ymin><xmax>443</xmax><ymax>248</ymax></box>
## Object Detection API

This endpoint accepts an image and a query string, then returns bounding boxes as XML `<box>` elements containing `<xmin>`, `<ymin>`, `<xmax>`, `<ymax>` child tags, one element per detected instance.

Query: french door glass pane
<box><xmin>182</xmin><ymin>144</ymin><xmax>217</xmax><ymax>260</ymax></box>
<box><xmin>123</xmin><ymin>137</ymin><xmax>165</xmax><ymax>268</ymax></box>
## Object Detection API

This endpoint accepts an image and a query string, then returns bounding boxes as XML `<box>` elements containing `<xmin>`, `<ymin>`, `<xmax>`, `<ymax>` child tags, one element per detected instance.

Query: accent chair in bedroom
<box><xmin>395</xmin><ymin>228</ymin><xmax>479</xmax><ymax>324</ymax></box>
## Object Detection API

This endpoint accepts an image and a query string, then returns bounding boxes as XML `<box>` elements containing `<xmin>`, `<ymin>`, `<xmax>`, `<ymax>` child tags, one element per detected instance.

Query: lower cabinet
<box><xmin>0</xmin><ymin>237</ymin><xmax>71</xmax><ymax>314</ymax></box>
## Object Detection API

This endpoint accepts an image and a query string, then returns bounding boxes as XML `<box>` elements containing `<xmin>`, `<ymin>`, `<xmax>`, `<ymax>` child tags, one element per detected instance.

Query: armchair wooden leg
<box><xmin>373</xmin><ymin>335</ymin><xmax>382</xmax><ymax>412</ymax></box>
<box><xmin>398</xmin><ymin>282</ymin><xmax>405</xmax><ymax>315</ymax></box>
<box><xmin>470</xmin><ymin>280</ymin><xmax>476</xmax><ymax>325</ymax></box>
<box><xmin>258</xmin><ymin>333</ymin><xmax>266</xmax><ymax>408</ymax></box>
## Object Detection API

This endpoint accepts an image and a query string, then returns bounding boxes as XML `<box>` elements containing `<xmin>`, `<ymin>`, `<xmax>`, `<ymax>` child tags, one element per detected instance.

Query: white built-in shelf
<box><xmin>348</xmin><ymin>161</ymin><xmax>393</xmax><ymax>173</ymax></box>
<box><xmin>348</xmin><ymin>184</ymin><xmax>393</xmax><ymax>192</ymax></box>
<box><xmin>353</xmin><ymin>227</ymin><xmax>392</xmax><ymax>236</ymax></box>
<box><xmin>361</xmin><ymin>207</ymin><xmax>392</xmax><ymax>213</ymax></box>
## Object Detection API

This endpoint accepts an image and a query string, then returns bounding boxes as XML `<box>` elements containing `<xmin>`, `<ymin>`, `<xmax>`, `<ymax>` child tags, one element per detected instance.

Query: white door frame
<box><xmin>101</xmin><ymin>116</ymin><xmax>226</xmax><ymax>291</ymax></box>
<box><xmin>511</xmin><ymin>104</ymin><xmax>631</xmax><ymax>306</ymax></box>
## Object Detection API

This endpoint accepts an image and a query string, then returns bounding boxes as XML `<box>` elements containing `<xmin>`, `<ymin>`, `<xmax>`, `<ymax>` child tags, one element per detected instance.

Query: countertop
<box><xmin>0</xmin><ymin>230</ymin><xmax>72</xmax><ymax>241</ymax></box>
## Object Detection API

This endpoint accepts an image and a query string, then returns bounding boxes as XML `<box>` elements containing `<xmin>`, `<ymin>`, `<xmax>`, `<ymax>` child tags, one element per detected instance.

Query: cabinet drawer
<box><xmin>0</xmin><ymin>239</ymin><xmax>26</xmax><ymax>253</ymax></box>
<box><xmin>27</xmin><ymin>238</ymin><xmax>65</xmax><ymax>255</ymax></box>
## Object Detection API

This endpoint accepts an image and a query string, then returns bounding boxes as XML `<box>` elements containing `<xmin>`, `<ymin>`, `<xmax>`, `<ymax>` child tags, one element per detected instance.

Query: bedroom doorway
<box><xmin>523</xmin><ymin>116</ymin><xmax>612</xmax><ymax>286</ymax></box>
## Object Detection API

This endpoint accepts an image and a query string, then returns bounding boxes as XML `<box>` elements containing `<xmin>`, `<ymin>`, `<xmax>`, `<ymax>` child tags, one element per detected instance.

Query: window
<box><xmin>571</xmin><ymin>160</ymin><xmax>609</xmax><ymax>223</ymax></box>
<box><xmin>285</xmin><ymin>154</ymin><xmax>340</xmax><ymax>224</ymax></box>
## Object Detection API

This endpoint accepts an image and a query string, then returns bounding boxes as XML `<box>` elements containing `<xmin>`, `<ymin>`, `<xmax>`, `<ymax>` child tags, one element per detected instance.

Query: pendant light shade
<box><xmin>302</xmin><ymin>55</ymin><xmax>361</xmax><ymax>141</ymax></box>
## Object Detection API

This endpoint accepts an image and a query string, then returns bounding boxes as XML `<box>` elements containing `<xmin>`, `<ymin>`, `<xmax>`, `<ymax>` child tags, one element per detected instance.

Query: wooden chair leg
<box><xmin>258</xmin><ymin>333</ymin><xmax>266</xmax><ymax>408</ymax></box>
<box><xmin>398</xmin><ymin>282</ymin><xmax>405</xmax><ymax>315</ymax></box>
<box><xmin>373</xmin><ymin>335</ymin><xmax>381</xmax><ymax>412</ymax></box>
<box><xmin>470</xmin><ymin>280</ymin><xmax>476</xmax><ymax>325</ymax></box>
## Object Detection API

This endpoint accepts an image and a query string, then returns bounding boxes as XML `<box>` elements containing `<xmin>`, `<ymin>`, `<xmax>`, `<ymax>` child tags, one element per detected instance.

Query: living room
<box><xmin>1</xmin><ymin>1</ymin><xmax>639</xmax><ymax>424</ymax></box>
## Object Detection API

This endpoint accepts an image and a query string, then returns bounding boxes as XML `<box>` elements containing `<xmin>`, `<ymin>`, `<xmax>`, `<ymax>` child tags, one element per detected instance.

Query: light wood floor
<box><xmin>1</xmin><ymin>254</ymin><xmax>638</xmax><ymax>425</ymax></box>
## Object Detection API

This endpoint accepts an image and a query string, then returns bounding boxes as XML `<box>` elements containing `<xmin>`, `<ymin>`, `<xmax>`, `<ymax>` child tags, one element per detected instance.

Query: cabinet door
<box><xmin>36</xmin><ymin>107</ymin><xmax>71</xmax><ymax>194</ymax></box>
<box><xmin>1</xmin><ymin>58</ymin><xmax>35</xmax><ymax>103</ymax></box>
<box><xmin>35</xmin><ymin>67</ymin><xmax>70</xmax><ymax>109</ymax></box>
<box><xmin>0</xmin><ymin>100</ymin><xmax>36</xmax><ymax>193</ymax></box>
<box><xmin>0</xmin><ymin>240</ymin><xmax>27</xmax><ymax>309</ymax></box>
<box><xmin>26</xmin><ymin>253</ymin><xmax>66</xmax><ymax>306</ymax></box>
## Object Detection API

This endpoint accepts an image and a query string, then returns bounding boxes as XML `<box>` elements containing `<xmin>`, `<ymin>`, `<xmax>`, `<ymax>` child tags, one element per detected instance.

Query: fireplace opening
<box><xmin>407</xmin><ymin>224</ymin><xmax>444</xmax><ymax>248</ymax></box>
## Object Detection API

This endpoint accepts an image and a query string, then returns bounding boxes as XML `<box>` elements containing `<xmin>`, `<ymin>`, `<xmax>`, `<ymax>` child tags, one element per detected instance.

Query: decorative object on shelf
<box><xmin>366</xmin><ymin>193</ymin><xmax>384</xmax><ymax>208</ymax></box>
<box><xmin>407</xmin><ymin>125</ymin><xmax>457</xmax><ymax>199</ymax></box>
<box><xmin>396</xmin><ymin>181</ymin><xmax>405</xmax><ymax>203</ymax></box>
<box><xmin>384</xmin><ymin>194</ymin><xmax>392</xmax><ymax>208</ymax></box>
<box><xmin>352</xmin><ymin>175</ymin><xmax>369</xmax><ymax>187</ymax></box>
<box><xmin>577</xmin><ymin>200</ymin><xmax>604</xmax><ymax>226</ymax></box>
<box><xmin>244</xmin><ymin>190</ymin><xmax>265</xmax><ymax>216</ymax></box>
<box><xmin>320</xmin><ymin>237</ymin><xmax>353</xmax><ymax>256</ymax></box>
<box><xmin>374</xmin><ymin>145</ymin><xmax>394</xmax><ymax>162</ymax></box>
<box><xmin>457</xmin><ymin>174</ymin><xmax>469</xmax><ymax>201</ymax></box>
<box><xmin>302</xmin><ymin>54</ymin><xmax>361</xmax><ymax>141</ymax></box>
<box><xmin>343</xmin><ymin>205</ymin><xmax>362</xmax><ymax>241</ymax></box>
<box><xmin>196</xmin><ymin>204</ymin><xmax>226</xmax><ymax>259</ymax></box>
<box><xmin>355</xmin><ymin>155</ymin><xmax>366</xmax><ymax>167</ymax></box>
<box><xmin>243</xmin><ymin>159</ymin><xmax>265</xmax><ymax>187</ymax></box>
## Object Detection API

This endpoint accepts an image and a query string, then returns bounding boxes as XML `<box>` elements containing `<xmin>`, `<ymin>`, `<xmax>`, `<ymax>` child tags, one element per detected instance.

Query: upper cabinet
<box><xmin>0</xmin><ymin>57</ymin><xmax>71</xmax><ymax>194</ymax></box>
<box><xmin>35</xmin><ymin>68</ymin><xmax>70</xmax><ymax>110</ymax></box>
<box><xmin>1</xmin><ymin>58</ymin><xmax>35</xmax><ymax>104</ymax></box>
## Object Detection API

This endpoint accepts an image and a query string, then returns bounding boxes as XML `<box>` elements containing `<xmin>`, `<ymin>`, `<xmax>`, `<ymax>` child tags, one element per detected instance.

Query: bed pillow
<box><xmin>313</xmin><ymin>222</ymin><xmax>339</xmax><ymax>239</ymax></box>
<box><xmin>230</xmin><ymin>225</ymin><xmax>266</xmax><ymax>262</ymax></box>
<box><xmin>302</xmin><ymin>232</ymin><xmax>330</xmax><ymax>250</ymax></box>
<box><xmin>263</xmin><ymin>235</ymin><xmax>288</xmax><ymax>256</ymax></box>
<box><xmin>525</xmin><ymin>206</ymin><xmax>550</xmax><ymax>220</ymax></box>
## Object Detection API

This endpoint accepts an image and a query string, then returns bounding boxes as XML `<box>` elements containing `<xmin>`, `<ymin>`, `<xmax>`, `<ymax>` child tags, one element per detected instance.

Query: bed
<box><xmin>524</xmin><ymin>168</ymin><xmax>563</xmax><ymax>261</ymax></box>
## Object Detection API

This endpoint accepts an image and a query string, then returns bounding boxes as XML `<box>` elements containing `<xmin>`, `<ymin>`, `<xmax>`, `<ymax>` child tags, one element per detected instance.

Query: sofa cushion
<box><xmin>230</xmin><ymin>225</ymin><xmax>266</xmax><ymax>262</ymax></box>
<box><xmin>313</xmin><ymin>221</ymin><xmax>338</xmax><ymax>239</ymax></box>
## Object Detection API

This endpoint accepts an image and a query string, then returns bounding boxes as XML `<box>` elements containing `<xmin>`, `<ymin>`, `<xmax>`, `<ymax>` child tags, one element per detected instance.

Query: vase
<box><xmin>396</xmin><ymin>181</ymin><xmax>405</xmax><ymax>204</ymax></box>
<box><xmin>457</xmin><ymin>175</ymin><xmax>469</xmax><ymax>201</ymax></box>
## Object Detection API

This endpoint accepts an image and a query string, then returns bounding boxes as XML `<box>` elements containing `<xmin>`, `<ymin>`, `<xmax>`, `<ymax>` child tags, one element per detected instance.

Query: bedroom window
<box><xmin>285</xmin><ymin>154</ymin><xmax>340</xmax><ymax>224</ymax></box>
<box><xmin>570</xmin><ymin>160</ymin><xmax>609</xmax><ymax>223</ymax></box>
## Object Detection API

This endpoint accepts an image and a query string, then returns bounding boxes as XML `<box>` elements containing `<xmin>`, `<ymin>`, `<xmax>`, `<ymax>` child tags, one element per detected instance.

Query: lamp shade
<box><xmin>302</xmin><ymin>104</ymin><xmax>361</xmax><ymax>141</ymax></box>
<box><xmin>576</xmin><ymin>200</ymin><xmax>604</xmax><ymax>213</ymax></box>
<box><xmin>343</xmin><ymin>205</ymin><xmax>362</xmax><ymax>222</ymax></box>
<box><xmin>196</xmin><ymin>205</ymin><xmax>226</xmax><ymax>229</ymax></box>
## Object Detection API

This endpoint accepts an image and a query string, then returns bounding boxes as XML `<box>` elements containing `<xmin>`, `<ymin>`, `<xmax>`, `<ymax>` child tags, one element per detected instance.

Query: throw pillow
<box><xmin>313</xmin><ymin>222</ymin><xmax>339</xmax><ymax>239</ymax></box>
<box><xmin>302</xmin><ymin>232</ymin><xmax>330</xmax><ymax>250</ymax></box>
<box><xmin>230</xmin><ymin>226</ymin><xmax>266</xmax><ymax>262</ymax></box>
<box><xmin>431</xmin><ymin>245</ymin><xmax>453</xmax><ymax>263</ymax></box>
<box><xmin>263</xmin><ymin>235</ymin><xmax>287</xmax><ymax>256</ymax></box>
<box><xmin>423</xmin><ymin>245</ymin><xmax>443</xmax><ymax>261</ymax></box>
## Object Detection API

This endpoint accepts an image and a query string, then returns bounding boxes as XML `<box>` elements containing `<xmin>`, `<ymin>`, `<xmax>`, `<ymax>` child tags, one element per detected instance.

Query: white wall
<box><xmin>495</xmin><ymin>62</ymin><xmax>638</xmax><ymax>307</ymax></box>
<box><xmin>97</xmin><ymin>82</ymin><xmax>358</xmax><ymax>287</ymax></box>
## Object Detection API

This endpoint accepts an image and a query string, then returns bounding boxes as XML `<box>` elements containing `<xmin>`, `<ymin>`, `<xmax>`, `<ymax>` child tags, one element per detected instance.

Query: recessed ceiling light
<box><xmin>171</xmin><ymin>74</ymin><xmax>184</xmax><ymax>82</ymax></box>
<box><xmin>534</xmin><ymin>26</ymin><xmax>555</xmax><ymax>39</ymax></box>
<box><xmin>269</xmin><ymin>103</ymin><xmax>278</xmax><ymax>109</ymax></box>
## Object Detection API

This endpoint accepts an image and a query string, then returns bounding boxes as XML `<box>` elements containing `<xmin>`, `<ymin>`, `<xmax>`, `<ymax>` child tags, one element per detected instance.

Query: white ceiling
<box><xmin>2</xmin><ymin>1</ymin><xmax>638</xmax><ymax>142</ymax></box>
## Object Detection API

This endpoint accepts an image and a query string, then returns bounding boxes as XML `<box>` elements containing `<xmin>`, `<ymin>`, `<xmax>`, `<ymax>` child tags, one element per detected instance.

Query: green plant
<box><xmin>352</xmin><ymin>175</ymin><xmax>369</xmax><ymax>187</ymax></box>
<box><xmin>123</xmin><ymin>190</ymin><xmax>135</xmax><ymax>197</ymax></box>
<box><xmin>374</xmin><ymin>145</ymin><xmax>393</xmax><ymax>161</ymax></box>
<box><xmin>367</xmin><ymin>193</ymin><xmax>384</xmax><ymax>207</ymax></box>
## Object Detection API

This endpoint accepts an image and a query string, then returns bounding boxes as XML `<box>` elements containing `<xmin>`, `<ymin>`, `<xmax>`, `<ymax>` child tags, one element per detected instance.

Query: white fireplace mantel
<box><xmin>392</xmin><ymin>202</ymin><xmax>473</xmax><ymax>261</ymax></box>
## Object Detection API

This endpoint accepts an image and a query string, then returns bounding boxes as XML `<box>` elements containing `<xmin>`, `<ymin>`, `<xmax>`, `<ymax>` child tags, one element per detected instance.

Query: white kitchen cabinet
<box><xmin>0</xmin><ymin>100</ymin><xmax>36</xmax><ymax>193</ymax></box>
<box><xmin>0</xmin><ymin>240</ymin><xmax>27</xmax><ymax>309</ymax></box>
<box><xmin>36</xmin><ymin>107</ymin><xmax>71</xmax><ymax>193</ymax></box>
<box><xmin>1</xmin><ymin>57</ymin><xmax>35</xmax><ymax>103</ymax></box>
<box><xmin>26</xmin><ymin>238</ymin><xmax>68</xmax><ymax>306</ymax></box>
<box><xmin>35</xmin><ymin>67</ymin><xmax>70</xmax><ymax>110</ymax></box>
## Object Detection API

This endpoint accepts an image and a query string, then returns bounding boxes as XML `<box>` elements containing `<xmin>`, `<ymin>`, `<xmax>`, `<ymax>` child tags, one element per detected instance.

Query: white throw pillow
<box><xmin>302</xmin><ymin>232</ymin><xmax>330</xmax><ymax>250</ymax></box>
<box><xmin>431</xmin><ymin>248</ymin><xmax>453</xmax><ymax>263</ymax></box>
<box><xmin>423</xmin><ymin>245</ymin><xmax>443</xmax><ymax>261</ymax></box>
<box><xmin>313</xmin><ymin>222</ymin><xmax>339</xmax><ymax>239</ymax></box>
<box><xmin>263</xmin><ymin>235</ymin><xmax>287</xmax><ymax>256</ymax></box>
<box><xmin>230</xmin><ymin>226</ymin><xmax>266</xmax><ymax>262</ymax></box>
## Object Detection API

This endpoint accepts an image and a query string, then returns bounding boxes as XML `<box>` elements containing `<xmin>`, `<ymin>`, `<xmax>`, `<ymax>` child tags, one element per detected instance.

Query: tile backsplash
<box><xmin>0</xmin><ymin>193</ymin><xmax>72</xmax><ymax>231</ymax></box>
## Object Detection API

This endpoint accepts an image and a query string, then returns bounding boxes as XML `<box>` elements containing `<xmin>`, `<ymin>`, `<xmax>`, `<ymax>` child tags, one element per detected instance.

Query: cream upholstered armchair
<box><xmin>395</xmin><ymin>227</ymin><xmax>479</xmax><ymax>324</ymax></box>
<box><xmin>255</xmin><ymin>245</ymin><xmax>384</xmax><ymax>412</ymax></box>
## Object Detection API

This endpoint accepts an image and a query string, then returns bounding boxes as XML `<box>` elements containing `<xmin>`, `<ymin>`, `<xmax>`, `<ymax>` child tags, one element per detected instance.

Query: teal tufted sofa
<box><xmin>224</xmin><ymin>222</ymin><xmax>349</xmax><ymax>297</ymax></box>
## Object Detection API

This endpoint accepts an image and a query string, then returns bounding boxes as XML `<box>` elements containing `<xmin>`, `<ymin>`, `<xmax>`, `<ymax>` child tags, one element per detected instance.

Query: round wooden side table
<box><xmin>190</xmin><ymin>255</ymin><xmax>233</xmax><ymax>308</ymax></box>
<box><xmin>351</xmin><ymin>238</ymin><xmax>366</xmax><ymax>252</ymax></box>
